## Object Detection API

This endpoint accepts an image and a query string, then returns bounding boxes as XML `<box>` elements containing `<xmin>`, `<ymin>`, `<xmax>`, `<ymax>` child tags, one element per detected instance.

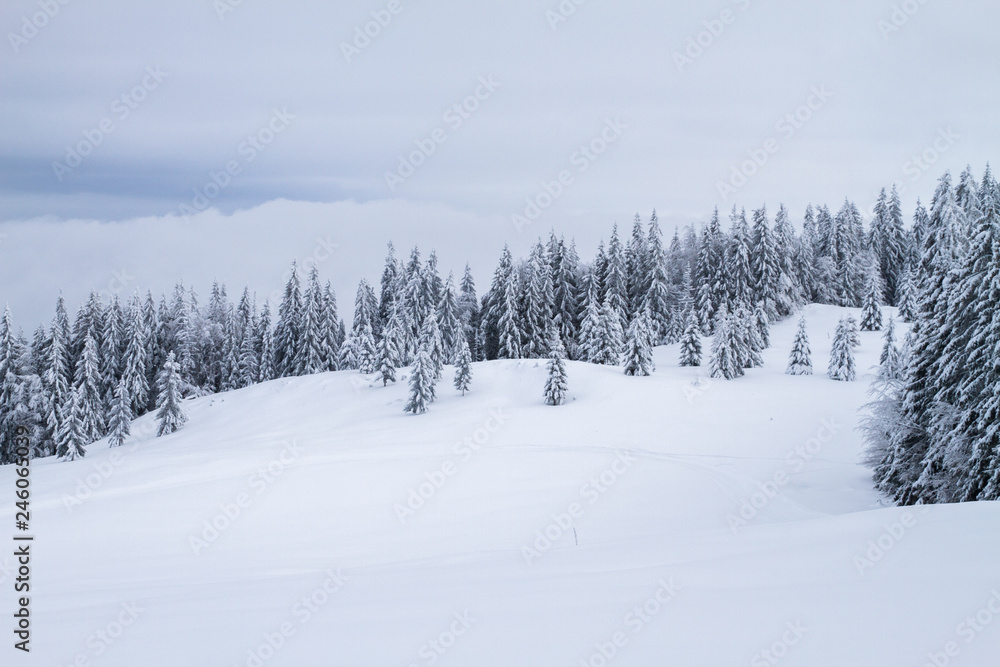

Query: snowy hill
<box><xmin>5</xmin><ymin>304</ymin><xmax>999</xmax><ymax>666</ymax></box>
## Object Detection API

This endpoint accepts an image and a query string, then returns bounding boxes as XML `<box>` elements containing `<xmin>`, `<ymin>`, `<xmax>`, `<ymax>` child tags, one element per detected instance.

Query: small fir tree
<box><xmin>623</xmin><ymin>310</ymin><xmax>654</xmax><ymax>376</ymax></box>
<box><xmin>679</xmin><ymin>310</ymin><xmax>702</xmax><ymax>367</ymax></box>
<box><xmin>453</xmin><ymin>336</ymin><xmax>473</xmax><ymax>396</ymax></box>
<box><xmin>404</xmin><ymin>349</ymin><xmax>436</xmax><ymax>414</ymax></box>
<box><xmin>356</xmin><ymin>324</ymin><xmax>377</xmax><ymax>374</ymax></box>
<box><xmin>543</xmin><ymin>327</ymin><xmax>568</xmax><ymax>406</ymax></box>
<box><xmin>828</xmin><ymin>318</ymin><xmax>857</xmax><ymax>381</ymax></box>
<box><xmin>785</xmin><ymin>317</ymin><xmax>813</xmax><ymax>376</ymax></box>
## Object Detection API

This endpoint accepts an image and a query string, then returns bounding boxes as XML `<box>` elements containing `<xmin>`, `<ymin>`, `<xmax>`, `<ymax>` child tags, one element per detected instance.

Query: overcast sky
<box><xmin>1</xmin><ymin>0</ymin><xmax>997</xmax><ymax>328</ymax></box>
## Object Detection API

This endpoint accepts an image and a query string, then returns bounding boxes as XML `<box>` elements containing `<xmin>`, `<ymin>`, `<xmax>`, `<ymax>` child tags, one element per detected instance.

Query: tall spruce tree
<box><xmin>57</xmin><ymin>386</ymin><xmax>87</xmax><ymax>461</ymax></box>
<box><xmin>107</xmin><ymin>377</ymin><xmax>132</xmax><ymax>448</ymax></box>
<box><xmin>709</xmin><ymin>307</ymin><xmax>743</xmax><ymax>380</ymax></box>
<box><xmin>437</xmin><ymin>274</ymin><xmax>463</xmax><ymax>363</ymax></box>
<box><xmin>727</xmin><ymin>207</ymin><xmax>753</xmax><ymax>310</ymax></box>
<box><xmin>750</xmin><ymin>206</ymin><xmax>779</xmax><ymax>320</ymax></box>
<box><xmin>155</xmin><ymin>351</ymin><xmax>187</xmax><ymax>436</ymax></box>
<box><xmin>273</xmin><ymin>262</ymin><xmax>303</xmax><ymax>377</ymax></box>
<box><xmin>73</xmin><ymin>332</ymin><xmax>105</xmax><ymax>443</ymax></box>
<box><xmin>497</xmin><ymin>271</ymin><xmax>523</xmax><ymax>360</ymax></box>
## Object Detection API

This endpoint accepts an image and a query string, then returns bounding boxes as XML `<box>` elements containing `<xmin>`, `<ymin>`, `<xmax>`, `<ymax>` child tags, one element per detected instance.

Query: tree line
<box><xmin>0</xmin><ymin>164</ymin><xmax>994</xmax><ymax>510</ymax></box>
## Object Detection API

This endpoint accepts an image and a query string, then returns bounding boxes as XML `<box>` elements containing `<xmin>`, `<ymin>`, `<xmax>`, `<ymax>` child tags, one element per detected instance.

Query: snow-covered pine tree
<box><xmin>437</xmin><ymin>274</ymin><xmax>462</xmax><ymax>363</ymax></box>
<box><xmin>401</xmin><ymin>249</ymin><xmax>428</xmax><ymax>359</ymax></box>
<box><xmin>604</xmin><ymin>225</ymin><xmax>629</xmax><ymax>330</ymax></box>
<box><xmin>457</xmin><ymin>264</ymin><xmax>481</xmax><ymax>360</ymax></box>
<box><xmin>727</xmin><ymin>207</ymin><xmax>753</xmax><ymax>310</ymax></box>
<box><xmin>338</xmin><ymin>333</ymin><xmax>357</xmax><ymax>371</ymax></box>
<box><xmin>296</xmin><ymin>267</ymin><xmax>326</xmax><ymax>375</ymax></box>
<box><xmin>543</xmin><ymin>325</ymin><xmax>568</xmax><ymax>406</ymax></box>
<box><xmin>403</xmin><ymin>349</ymin><xmax>436</xmax><ymax>415</ymax></box>
<box><xmin>753</xmin><ymin>303</ymin><xmax>770</xmax><ymax>349</ymax></box>
<box><xmin>43</xmin><ymin>295</ymin><xmax>72</xmax><ymax>448</ymax></box>
<box><xmin>642</xmin><ymin>245</ymin><xmax>672</xmax><ymax>345</ymax></box>
<box><xmin>550</xmin><ymin>236</ymin><xmax>581</xmax><ymax>359</ymax></box>
<box><xmin>860</xmin><ymin>270</ymin><xmax>884</xmax><ymax>331</ymax></box>
<box><xmin>453</xmin><ymin>336</ymin><xmax>473</xmax><ymax>396</ymax></box>
<box><xmin>623</xmin><ymin>309</ymin><xmax>654</xmax><ymax>376</ymax></box>
<box><xmin>56</xmin><ymin>386</ymin><xmax>86</xmax><ymax>460</ymax></box>
<box><xmin>678</xmin><ymin>264</ymin><xmax>694</xmax><ymax>318</ymax></box>
<box><xmin>353</xmin><ymin>278</ymin><xmax>379</xmax><ymax>339</ymax></box>
<box><xmin>420</xmin><ymin>311</ymin><xmax>445</xmax><ymax>382</ymax></box>
<box><xmin>785</xmin><ymin>317</ymin><xmax>813</xmax><ymax>375</ymax></box>
<box><xmin>424</xmin><ymin>251</ymin><xmax>444</xmax><ymax>314</ymax></box>
<box><xmin>273</xmin><ymin>262</ymin><xmax>303</xmax><ymax>377</ymax></box>
<box><xmin>107</xmin><ymin>377</ymin><xmax>132</xmax><ymax>448</ymax></box>
<box><xmin>936</xmin><ymin>171</ymin><xmax>999</xmax><ymax>501</ymax></box>
<box><xmin>376</xmin><ymin>315</ymin><xmax>400</xmax><ymax>387</ymax></box>
<box><xmin>845</xmin><ymin>315</ymin><xmax>861</xmax><ymax>348</ymax></box>
<box><xmin>896</xmin><ymin>267</ymin><xmax>918</xmax><ymax>323</ymax></box>
<box><xmin>578</xmin><ymin>281</ymin><xmax>601</xmax><ymax>363</ymax></box>
<box><xmin>497</xmin><ymin>271</ymin><xmax>522</xmax><ymax>360</ymax></box>
<box><xmin>593</xmin><ymin>299</ymin><xmax>625</xmax><ymax>366</ymax></box>
<box><xmin>828</xmin><ymin>318</ymin><xmax>856</xmax><ymax>381</ymax></box>
<box><xmin>695</xmin><ymin>281</ymin><xmax>714</xmax><ymax>337</ymax></box>
<box><xmin>378</xmin><ymin>242</ymin><xmax>401</xmax><ymax>337</ymax></box>
<box><xmin>705</xmin><ymin>208</ymin><xmax>730</xmax><ymax>330</ymax></box>
<box><xmin>735</xmin><ymin>306</ymin><xmax>763</xmax><ymax>369</ymax></box>
<box><xmin>772</xmin><ymin>204</ymin><xmax>801</xmax><ymax>317</ymax></box>
<box><xmin>532</xmin><ymin>242</ymin><xmax>557</xmax><ymax>358</ymax></box>
<box><xmin>155</xmin><ymin>351</ymin><xmax>187</xmax><ymax>436</ymax></box>
<box><xmin>256</xmin><ymin>301</ymin><xmax>275</xmax><ymax>382</ymax></box>
<box><xmin>750</xmin><ymin>205</ymin><xmax>779</xmax><ymax>320</ymax></box>
<box><xmin>236</xmin><ymin>300</ymin><xmax>259</xmax><ymax>389</ymax></box>
<box><xmin>356</xmin><ymin>323</ymin><xmax>378</xmax><ymax>374</ymax></box>
<box><xmin>320</xmin><ymin>282</ymin><xmax>340</xmax><ymax>371</ymax></box>
<box><xmin>678</xmin><ymin>310</ymin><xmax>702</xmax><ymax>367</ymax></box>
<box><xmin>709</xmin><ymin>306</ymin><xmax>743</xmax><ymax>380</ymax></box>
<box><xmin>481</xmin><ymin>245</ymin><xmax>514</xmax><ymax>361</ymax></box>
<box><xmin>878</xmin><ymin>316</ymin><xmax>902</xmax><ymax>382</ymax></box>
<box><xmin>668</xmin><ymin>304</ymin><xmax>688</xmax><ymax>345</ymax></box>
<box><xmin>73</xmin><ymin>332</ymin><xmax>105</xmax><ymax>443</ymax></box>
<box><xmin>626</xmin><ymin>213</ymin><xmax>650</xmax><ymax>314</ymax></box>
<box><xmin>0</xmin><ymin>308</ymin><xmax>20</xmax><ymax>463</ymax></box>
<box><xmin>795</xmin><ymin>205</ymin><xmax>821</xmax><ymax>304</ymax></box>
<box><xmin>100</xmin><ymin>297</ymin><xmax>124</xmax><ymax>406</ymax></box>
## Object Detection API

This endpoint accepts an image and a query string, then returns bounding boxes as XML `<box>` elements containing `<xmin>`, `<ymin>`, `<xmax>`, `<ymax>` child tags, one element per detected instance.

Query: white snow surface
<box><xmin>4</xmin><ymin>304</ymin><xmax>1000</xmax><ymax>666</ymax></box>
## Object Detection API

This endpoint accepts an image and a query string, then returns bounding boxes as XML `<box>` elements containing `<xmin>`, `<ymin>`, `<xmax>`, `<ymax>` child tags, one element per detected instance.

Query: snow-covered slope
<box><xmin>4</xmin><ymin>304</ymin><xmax>999</xmax><ymax>666</ymax></box>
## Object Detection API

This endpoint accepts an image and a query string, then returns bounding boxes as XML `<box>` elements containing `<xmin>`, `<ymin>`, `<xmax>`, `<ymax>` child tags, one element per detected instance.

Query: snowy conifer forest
<box><xmin>3</xmin><ymin>168</ymin><xmax>998</xmax><ymax>506</ymax></box>
<box><xmin>5</xmin><ymin>2</ymin><xmax>1000</xmax><ymax>664</ymax></box>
